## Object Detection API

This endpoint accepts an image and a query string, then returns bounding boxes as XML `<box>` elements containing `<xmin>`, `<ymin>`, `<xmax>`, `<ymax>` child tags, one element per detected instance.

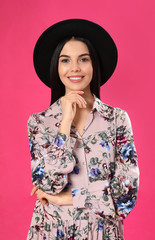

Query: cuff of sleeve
<box><xmin>114</xmin><ymin>212</ymin><xmax>127</xmax><ymax>221</ymax></box>
<box><xmin>54</xmin><ymin>131</ymin><xmax>76</xmax><ymax>152</ymax></box>
<box><xmin>71</xmin><ymin>187</ymin><xmax>89</xmax><ymax>209</ymax></box>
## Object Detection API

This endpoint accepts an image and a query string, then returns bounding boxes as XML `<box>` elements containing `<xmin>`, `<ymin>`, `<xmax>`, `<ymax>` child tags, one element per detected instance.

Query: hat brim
<box><xmin>33</xmin><ymin>18</ymin><xmax>118</xmax><ymax>88</ymax></box>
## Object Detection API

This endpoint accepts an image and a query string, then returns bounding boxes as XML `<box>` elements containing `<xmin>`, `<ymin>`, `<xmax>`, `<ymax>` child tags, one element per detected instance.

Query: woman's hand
<box><xmin>31</xmin><ymin>186</ymin><xmax>49</xmax><ymax>206</ymax></box>
<box><xmin>31</xmin><ymin>186</ymin><xmax>73</xmax><ymax>206</ymax></box>
<box><xmin>60</xmin><ymin>91</ymin><xmax>87</xmax><ymax>123</ymax></box>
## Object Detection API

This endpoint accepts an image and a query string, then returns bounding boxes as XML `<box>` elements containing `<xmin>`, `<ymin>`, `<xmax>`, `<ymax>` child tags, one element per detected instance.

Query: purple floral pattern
<box><xmin>27</xmin><ymin>93</ymin><xmax>139</xmax><ymax>239</ymax></box>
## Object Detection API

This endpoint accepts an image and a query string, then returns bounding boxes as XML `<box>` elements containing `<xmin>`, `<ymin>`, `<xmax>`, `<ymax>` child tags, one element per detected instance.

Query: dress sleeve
<box><xmin>109</xmin><ymin>109</ymin><xmax>140</xmax><ymax>219</ymax></box>
<box><xmin>27</xmin><ymin>114</ymin><xmax>76</xmax><ymax>194</ymax></box>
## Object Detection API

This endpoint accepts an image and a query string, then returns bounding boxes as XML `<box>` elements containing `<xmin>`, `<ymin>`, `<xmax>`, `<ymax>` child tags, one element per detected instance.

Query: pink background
<box><xmin>0</xmin><ymin>0</ymin><xmax>154</xmax><ymax>239</ymax></box>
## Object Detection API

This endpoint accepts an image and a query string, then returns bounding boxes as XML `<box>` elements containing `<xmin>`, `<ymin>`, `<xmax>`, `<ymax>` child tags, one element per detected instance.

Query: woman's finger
<box><xmin>31</xmin><ymin>186</ymin><xmax>38</xmax><ymax>196</ymax></box>
<box><xmin>37</xmin><ymin>193</ymin><xmax>49</xmax><ymax>206</ymax></box>
<box><xmin>31</xmin><ymin>187</ymin><xmax>49</xmax><ymax>206</ymax></box>
<box><xmin>40</xmin><ymin>198</ymin><xmax>49</xmax><ymax>206</ymax></box>
<box><xmin>35</xmin><ymin>189</ymin><xmax>49</xmax><ymax>205</ymax></box>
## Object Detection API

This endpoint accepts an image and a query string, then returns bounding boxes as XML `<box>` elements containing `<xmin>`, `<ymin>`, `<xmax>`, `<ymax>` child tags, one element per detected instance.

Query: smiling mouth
<box><xmin>68</xmin><ymin>76</ymin><xmax>84</xmax><ymax>80</ymax></box>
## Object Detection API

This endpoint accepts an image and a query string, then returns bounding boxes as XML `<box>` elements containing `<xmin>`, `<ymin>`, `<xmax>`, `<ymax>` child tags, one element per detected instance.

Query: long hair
<box><xmin>49</xmin><ymin>36</ymin><xmax>102</xmax><ymax>105</ymax></box>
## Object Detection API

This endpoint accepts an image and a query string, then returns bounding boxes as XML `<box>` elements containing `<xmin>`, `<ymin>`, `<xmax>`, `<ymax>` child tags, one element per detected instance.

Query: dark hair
<box><xmin>49</xmin><ymin>36</ymin><xmax>102</xmax><ymax>105</ymax></box>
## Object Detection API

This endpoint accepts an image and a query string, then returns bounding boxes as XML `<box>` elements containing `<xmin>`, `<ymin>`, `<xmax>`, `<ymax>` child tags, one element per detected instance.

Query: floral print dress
<box><xmin>27</xmin><ymin>93</ymin><xmax>139</xmax><ymax>240</ymax></box>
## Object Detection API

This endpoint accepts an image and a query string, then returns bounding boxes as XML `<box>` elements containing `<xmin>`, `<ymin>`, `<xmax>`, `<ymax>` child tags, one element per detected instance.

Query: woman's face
<box><xmin>58</xmin><ymin>39</ymin><xmax>93</xmax><ymax>93</ymax></box>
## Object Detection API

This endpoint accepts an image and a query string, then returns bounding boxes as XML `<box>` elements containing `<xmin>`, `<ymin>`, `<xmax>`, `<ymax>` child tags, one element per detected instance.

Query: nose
<box><xmin>70</xmin><ymin>61</ymin><xmax>81</xmax><ymax>72</ymax></box>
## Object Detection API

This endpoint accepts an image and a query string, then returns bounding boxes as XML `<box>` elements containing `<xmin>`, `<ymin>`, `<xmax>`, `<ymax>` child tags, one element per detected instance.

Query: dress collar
<box><xmin>52</xmin><ymin>93</ymin><xmax>114</xmax><ymax>121</ymax></box>
<box><xmin>92</xmin><ymin>93</ymin><xmax>114</xmax><ymax>120</ymax></box>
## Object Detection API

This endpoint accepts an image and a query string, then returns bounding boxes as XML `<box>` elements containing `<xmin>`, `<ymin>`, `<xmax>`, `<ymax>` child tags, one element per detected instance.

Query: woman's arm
<box><xmin>27</xmin><ymin>114</ymin><xmax>76</xmax><ymax>194</ymax></box>
<box><xmin>31</xmin><ymin>186</ymin><xmax>73</xmax><ymax>206</ymax></box>
<box><xmin>68</xmin><ymin>109</ymin><xmax>140</xmax><ymax>220</ymax></box>
<box><xmin>109</xmin><ymin>109</ymin><xmax>140</xmax><ymax>219</ymax></box>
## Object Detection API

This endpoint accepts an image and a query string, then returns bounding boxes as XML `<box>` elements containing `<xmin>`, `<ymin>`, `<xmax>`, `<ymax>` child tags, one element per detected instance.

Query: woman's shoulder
<box><xmin>99</xmin><ymin>98</ymin><xmax>128</xmax><ymax>119</ymax></box>
<box><xmin>94</xmin><ymin>94</ymin><xmax>127</xmax><ymax>120</ymax></box>
<box><xmin>104</xmin><ymin>102</ymin><xmax>131</xmax><ymax>124</ymax></box>
<box><xmin>27</xmin><ymin>98</ymin><xmax>61</xmax><ymax>125</ymax></box>
<box><xmin>100</xmin><ymin>101</ymin><xmax>131</xmax><ymax>129</ymax></box>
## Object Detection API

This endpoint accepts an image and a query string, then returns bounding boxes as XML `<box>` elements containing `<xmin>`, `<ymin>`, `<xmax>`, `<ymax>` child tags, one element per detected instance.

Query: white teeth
<box><xmin>69</xmin><ymin>77</ymin><xmax>82</xmax><ymax>80</ymax></box>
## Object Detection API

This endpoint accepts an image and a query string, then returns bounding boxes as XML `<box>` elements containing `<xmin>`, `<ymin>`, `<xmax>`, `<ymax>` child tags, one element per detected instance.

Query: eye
<box><xmin>60</xmin><ymin>58</ymin><xmax>70</xmax><ymax>63</ymax></box>
<box><xmin>80</xmin><ymin>57</ymin><xmax>89</xmax><ymax>62</ymax></box>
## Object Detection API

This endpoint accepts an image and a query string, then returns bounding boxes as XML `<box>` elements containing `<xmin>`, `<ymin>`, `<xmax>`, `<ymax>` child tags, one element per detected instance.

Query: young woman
<box><xmin>27</xmin><ymin>19</ymin><xmax>139</xmax><ymax>240</ymax></box>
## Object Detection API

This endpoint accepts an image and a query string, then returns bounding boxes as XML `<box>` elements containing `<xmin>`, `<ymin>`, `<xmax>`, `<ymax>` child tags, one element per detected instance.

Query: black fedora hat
<box><xmin>33</xmin><ymin>18</ymin><xmax>118</xmax><ymax>88</ymax></box>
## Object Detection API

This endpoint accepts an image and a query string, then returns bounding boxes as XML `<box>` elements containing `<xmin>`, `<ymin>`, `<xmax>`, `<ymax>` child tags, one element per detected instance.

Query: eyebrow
<box><xmin>59</xmin><ymin>53</ymin><xmax>90</xmax><ymax>58</ymax></box>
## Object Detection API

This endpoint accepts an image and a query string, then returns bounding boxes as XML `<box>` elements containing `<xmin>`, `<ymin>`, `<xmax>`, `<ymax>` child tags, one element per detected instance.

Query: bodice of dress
<box><xmin>27</xmin><ymin>93</ymin><xmax>139</xmax><ymax>239</ymax></box>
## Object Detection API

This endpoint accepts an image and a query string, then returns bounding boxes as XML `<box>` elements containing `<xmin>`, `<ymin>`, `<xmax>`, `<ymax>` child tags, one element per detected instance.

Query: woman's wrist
<box><xmin>59</xmin><ymin>120</ymin><xmax>72</xmax><ymax>136</ymax></box>
<box><xmin>46</xmin><ymin>191</ymin><xmax>73</xmax><ymax>206</ymax></box>
<box><xmin>46</xmin><ymin>193</ymin><xmax>61</xmax><ymax>206</ymax></box>
<box><xmin>61</xmin><ymin>191</ymin><xmax>73</xmax><ymax>205</ymax></box>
